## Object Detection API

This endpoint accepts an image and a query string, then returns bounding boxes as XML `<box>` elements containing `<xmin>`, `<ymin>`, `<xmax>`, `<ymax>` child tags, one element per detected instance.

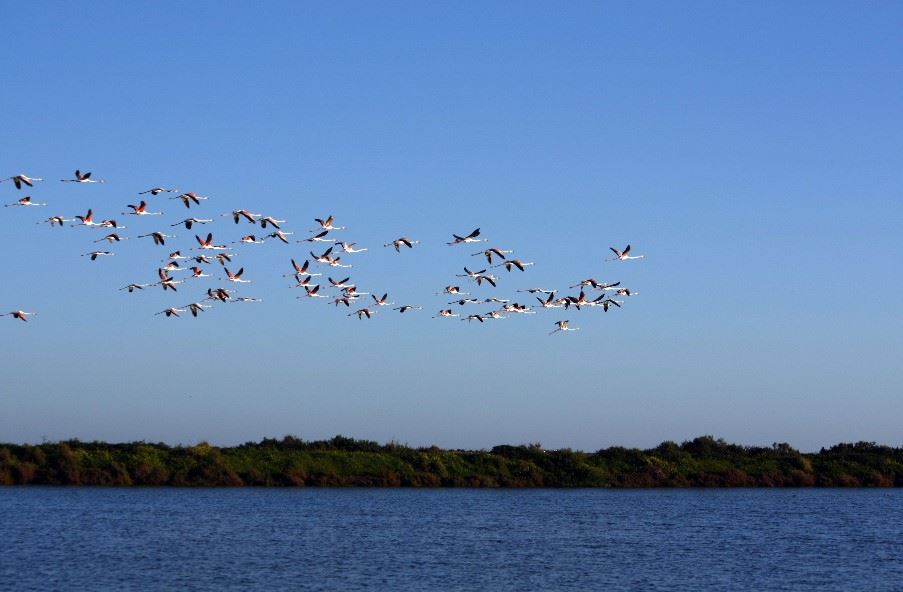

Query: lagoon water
<box><xmin>1</xmin><ymin>488</ymin><xmax>901</xmax><ymax>591</ymax></box>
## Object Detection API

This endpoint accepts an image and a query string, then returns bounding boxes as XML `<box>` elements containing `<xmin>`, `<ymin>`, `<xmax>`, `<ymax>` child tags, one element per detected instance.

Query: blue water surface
<box><xmin>1</xmin><ymin>488</ymin><xmax>901</xmax><ymax>591</ymax></box>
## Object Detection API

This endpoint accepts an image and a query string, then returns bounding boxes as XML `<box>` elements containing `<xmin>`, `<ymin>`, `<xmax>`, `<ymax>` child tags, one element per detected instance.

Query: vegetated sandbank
<box><xmin>1</xmin><ymin>436</ymin><xmax>900</xmax><ymax>487</ymax></box>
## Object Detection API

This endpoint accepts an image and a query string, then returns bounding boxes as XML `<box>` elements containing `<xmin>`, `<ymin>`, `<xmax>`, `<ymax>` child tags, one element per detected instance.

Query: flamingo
<box><xmin>206</xmin><ymin>287</ymin><xmax>232</xmax><ymax>302</ymax></box>
<box><xmin>607</xmin><ymin>244</ymin><xmax>645</xmax><ymax>261</ymax></box>
<box><xmin>235</xmin><ymin>235</ymin><xmax>265</xmax><ymax>245</ymax></box>
<box><xmin>291</xmin><ymin>275</ymin><xmax>315</xmax><ymax>288</ymax></box>
<box><xmin>171</xmin><ymin>217</ymin><xmax>212</xmax><ymax>230</ymax></box>
<box><xmin>567</xmin><ymin>290</ymin><xmax>591</xmax><ymax>310</ymax></box>
<box><xmin>349</xmin><ymin>308</ymin><xmax>376</xmax><ymax>319</ymax></box>
<box><xmin>189</xmin><ymin>266</ymin><xmax>210</xmax><ymax>278</ymax></box>
<box><xmin>139</xmin><ymin>187</ymin><xmax>178</xmax><ymax>196</ymax></box>
<box><xmin>161</xmin><ymin>261</ymin><xmax>183</xmax><ymax>272</ymax></box>
<box><xmin>615</xmin><ymin>288</ymin><xmax>637</xmax><ymax>297</ymax></box>
<box><xmin>463</xmin><ymin>314</ymin><xmax>485</xmax><ymax>323</ymax></box>
<box><xmin>224</xmin><ymin>267</ymin><xmax>250</xmax><ymax>283</ymax></box>
<box><xmin>537</xmin><ymin>292</ymin><xmax>566</xmax><ymax>309</ymax></box>
<box><xmin>314</xmin><ymin>215</ymin><xmax>344</xmax><ymax>231</ymax></box>
<box><xmin>438</xmin><ymin>286</ymin><xmax>468</xmax><ymax>296</ymax></box>
<box><xmin>298</xmin><ymin>285</ymin><xmax>327</xmax><ymax>299</ymax></box>
<box><xmin>2</xmin><ymin>310</ymin><xmax>36</xmax><ymax>322</ymax></box>
<box><xmin>371</xmin><ymin>293</ymin><xmax>394</xmax><ymax>307</ymax></box>
<box><xmin>328</xmin><ymin>277</ymin><xmax>353</xmax><ymax>289</ymax></box>
<box><xmin>2</xmin><ymin>174</ymin><xmax>42</xmax><ymax>189</ymax></box>
<box><xmin>384</xmin><ymin>237</ymin><xmax>419</xmax><ymax>252</ymax></box>
<box><xmin>342</xmin><ymin>286</ymin><xmax>368</xmax><ymax>298</ymax></box>
<box><xmin>259</xmin><ymin>216</ymin><xmax>284</xmax><ymax>229</ymax></box>
<box><xmin>517</xmin><ymin>287</ymin><xmax>555</xmax><ymax>295</ymax></box>
<box><xmin>155</xmin><ymin>307</ymin><xmax>186</xmax><ymax>318</ymax></box>
<box><xmin>447</xmin><ymin>227</ymin><xmax>485</xmax><ymax>245</ymax></box>
<box><xmin>73</xmin><ymin>209</ymin><xmax>100</xmax><ymax>226</ymax></box>
<box><xmin>334</xmin><ymin>242</ymin><xmax>367</xmax><ymax>253</ymax></box>
<box><xmin>434</xmin><ymin>309</ymin><xmax>458</xmax><ymax>318</ymax></box>
<box><xmin>123</xmin><ymin>201</ymin><xmax>161</xmax><ymax>216</ymax></box>
<box><xmin>285</xmin><ymin>259</ymin><xmax>321</xmax><ymax>278</ymax></box>
<box><xmin>82</xmin><ymin>251</ymin><xmax>114</xmax><ymax>261</ymax></box>
<box><xmin>267</xmin><ymin>231</ymin><xmax>293</xmax><ymax>244</ymax></box>
<box><xmin>474</xmin><ymin>274</ymin><xmax>497</xmax><ymax>287</ymax></box>
<box><xmin>484</xmin><ymin>310</ymin><xmax>507</xmax><ymax>320</ymax></box>
<box><xmin>493</xmin><ymin>259</ymin><xmax>534</xmax><ymax>272</ymax></box>
<box><xmin>171</xmin><ymin>192</ymin><xmax>207</xmax><ymax>208</ymax></box>
<box><xmin>332</xmin><ymin>296</ymin><xmax>353</xmax><ymax>307</ymax></box>
<box><xmin>184</xmin><ymin>302</ymin><xmax>211</xmax><ymax>317</ymax></box>
<box><xmin>550</xmin><ymin>320</ymin><xmax>579</xmax><ymax>335</ymax></box>
<box><xmin>456</xmin><ymin>267</ymin><xmax>486</xmax><ymax>280</ymax></box>
<box><xmin>300</xmin><ymin>230</ymin><xmax>332</xmax><ymax>243</ymax></box>
<box><xmin>223</xmin><ymin>210</ymin><xmax>261</xmax><ymax>224</ymax></box>
<box><xmin>157</xmin><ymin>268</ymin><xmax>182</xmax><ymax>292</ymax></box>
<box><xmin>119</xmin><ymin>283</ymin><xmax>150</xmax><ymax>293</ymax></box>
<box><xmin>137</xmin><ymin>231</ymin><xmax>173</xmax><ymax>246</ymax></box>
<box><xmin>60</xmin><ymin>170</ymin><xmax>104</xmax><ymax>183</ymax></box>
<box><xmin>97</xmin><ymin>219</ymin><xmax>124</xmax><ymax>229</ymax></box>
<box><xmin>502</xmin><ymin>303</ymin><xmax>536</xmax><ymax>315</ymax></box>
<box><xmin>4</xmin><ymin>196</ymin><xmax>46</xmax><ymax>207</ymax></box>
<box><xmin>449</xmin><ymin>298</ymin><xmax>481</xmax><ymax>306</ymax></box>
<box><xmin>327</xmin><ymin>256</ymin><xmax>351</xmax><ymax>269</ymax></box>
<box><xmin>167</xmin><ymin>251</ymin><xmax>189</xmax><ymax>261</ymax></box>
<box><xmin>393</xmin><ymin>305</ymin><xmax>422</xmax><ymax>313</ymax></box>
<box><xmin>233</xmin><ymin>297</ymin><xmax>263</xmax><ymax>303</ymax></box>
<box><xmin>37</xmin><ymin>216</ymin><xmax>72</xmax><ymax>227</ymax></box>
<box><xmin>311</xmin><ymin>246</ymin><xmax>334</xmax><ymax>264</ymax></box>
<box><xmin>214</xmin><ymin>253</ymin><xmax>235</xmax><ymax>265</ymax></box>
<box><xmin>472</xmin><ymin>247</ymin><xmax>511</xmax><ymax>264</ymax></box>
<box><xmin>195</xmin><ymin>233</ymin><xmax>228</xmax><ymax>251</ymax></box>
<box><xmin>94</xmin><ymin>233</ymin><xmax>126</xmax><ymax>243</ymax></box>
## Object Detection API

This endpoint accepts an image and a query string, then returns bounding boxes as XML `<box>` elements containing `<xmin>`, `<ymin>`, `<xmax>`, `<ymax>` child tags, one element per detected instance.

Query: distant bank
<box><xmin>1</xmin><ymin>436</ymin><xmax>901</xmax><ymax>487</ymax></box>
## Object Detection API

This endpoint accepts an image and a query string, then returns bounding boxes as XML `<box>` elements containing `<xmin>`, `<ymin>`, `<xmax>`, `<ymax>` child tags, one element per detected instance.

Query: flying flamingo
<box><xmin>328</xmin><ymin>276</ymin><xmax>353</xmax><ymax>289</ymax></box>
<box><xmin>393</xmin><ymin>305</ymin><xmax>422</xmax><ymax>313</ymax></box>
<box><xmin>82</xmin><ymin>251</ymin><xmax>115</xmax><ymax>261</ymax></box>
<box><xmin>123</xmin><ymin>201</ymin><xmax>161</xmax><ymax>216</ymax></box>
<box><xmin>94</xmin><ymin>233</ymin><xmax>126</xmax><ymax>243</ymax></box>
<box><xmin>235</xmin><ymin>235</ymin><xmax>265</xmax><ymax>245</ymax></box>
<box><xmin>267</xmin><ymin>231</ymin><xmax>293</xmax><ymax>244</ymax></box>
<box><xmin>139</xmin><ymin>187</ymin><xmax>178</xmax><ymax>196</ymax></box>
<box><xmin>285</xmin><ymin>259</ymin><xmax>321</xmax><ymax>278</ymax></box>
<box><xmin>447</xmin><ymin>228</ymin><xmax>486</xmax><ymax>245</ymax></box>
<box><xmin>223</xmin><ymin>210</ymin><xmax>261</xmax><ymax>224</ymax></box>
<box><xmin>259</xmin><ymin>216</ymin><xmax>285</xmax><ymax>229</ymax></box>
<box><xmin>195</xmin><ymin>233</ymin><xmax>228</xmax><ymax>251</ymax></box>
<box><xmin>434</xmin><ymin>309</ymin><xmax>458</xmax><ymax>318</ymax></box>
<box><xmin>607</xmin><ymin>244</ymin><xmax>645</xmax><ymax>261</ymax></box>
<box><xmin>550</xmin><ymin>320</ymin><xmax>579</xmax><ymax>335</ymax></box>
<box><xmin>371</xmin><ymin>293</ymin><xmax>394</xmax><ymax>307</ymax></box>
<box><xmin>189</xmin><ymin>266</ymin><xmax>210</xmax><ymax>278</ymax></box>
<box><xmin>2</xmin><ymin>174</ymin><xmax>42</xmax><ymax>189</ymax></box>
<box><xmin>171</xmin><ymin>192</ymin><xmax>207</xmax><ymax>208</ymax></box>
<box><xmin>298</xmin><ymin>285</ymin><xmax>327</xmax><ymax>299</ymax></box>
<box><xmin>384</xmin><ymin>237</ymin><xmax>419</xmax><ymax>252</ymax></box>
<box><xmin>61</xmin><ymin>170</ymin><xmax>104</xmax><ymax>183</ymax></box>
<box><xmin>155</xmin><ymin>307</ymin><xmax>186</xmax><ymax>318</ymax></box>
<box><xmin>314</xmin><ymin>215</ymin><xmax>344</xmax><ymax>230</ymax></box>
<box><xmin>493</xmin><ymin>259</ymin><xmax>534</xmax><ymax>272</ymax></box>
<box><xmin>472</xmin><ymin>247</ymin><xmax>511</xmax><ymax>264</ymax></box>
<box><xmin>224</xmin><ymin>267</ymin><xmax>250</xmax><ymax>283</ymax></box>
<box><xmin>517</xmin><ymin>287</ymin><xmax>555</xmax><ymax>295</ymax></box>
<box><xmin>37</xmin><ymin>216</ymin><xmax>72</xmax><ymax>227</ymax></box>
<box><xmin>300</xmin><ymin>230</ymin><xmax>332</xmax><ymax>243</ymax></box>
<box><xmin>463</xmin><ymin>314</ymin><xmax>485</xmax><ymax>323</ymax></box>
<box><xmin>171</xmin><ymin>217</ymin><xmax>212</xmax><ymax>230</ymax></box>
<box><xmin>4</xmin><ymin>196</ymin><xmax>46</xmax><ymax>207</ymax></box>
<box><xmin>137</xmin><ymin>231</ymin><xmax>173</xmax><ymax>246</ymax></box>
<box><xmin>2</xmin><ymin>310</ymin><xmax>36</xmax><ymax>322</ymax></box>
<box><xmin>184</xmin><ymin>302</ymin><xmax>211</xmax><ymax>317</ymax></box>
<box><xmin>438</xmin><ymin>286</ymin><xmax>468</xmax><ymax>296</ymax></box>
<box><xmin>119</xmin><ymin>283</ymin><xmax>151</xmax><ymax>293</ymax></box>
<box><xmin>349</xmin><ymin>308</ymin><xmax>376</xmax><ymax>319</ymax></box>
<box><xmin>334</xmin><ymin>242</ymin><xmax>367</xmax><ymax>253</ymax></box>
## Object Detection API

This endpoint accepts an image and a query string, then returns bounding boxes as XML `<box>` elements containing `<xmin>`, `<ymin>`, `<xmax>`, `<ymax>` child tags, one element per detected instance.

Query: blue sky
<box><xmin>1</xmin><ymin>1</ymin><xmax>901</xmax><ymax>451</ymax></box>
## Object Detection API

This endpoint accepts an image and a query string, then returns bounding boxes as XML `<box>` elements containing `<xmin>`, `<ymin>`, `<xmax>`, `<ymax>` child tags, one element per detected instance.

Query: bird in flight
<box><xmin>2</xmin><ymin>174</ymin><xmax>43</xmax><ymax>189</ymax></box>
<box><xmin>447</xmin><ymin>227</ymin><xmax>486</xmax><ymax>245</ymax></box>
<box><xmin>384</xmin><ymin>237</ymin><xmax>419</xmax><ymax>252</ymax></box>
<box><xmin>2</xmin><ymin>310</ymin><xmax>37</xmax><ymax>322</ymax></box>
<box><xmin>61</xmin><ymin>170</ymin><xmax>104</xmax><ymax>183</ymax></box>
<box><xmin>607</xmin><ymin>244</ymin><xmax>645</xmax><ymax>261</ymax></box>
<box><xmin>549</xmin><ymin>320</ymin><xmax>579</xmax><ymax>335</ymax></box>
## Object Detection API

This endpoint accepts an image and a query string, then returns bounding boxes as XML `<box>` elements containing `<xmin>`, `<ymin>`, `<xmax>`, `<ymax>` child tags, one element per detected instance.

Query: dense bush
<box><xmin>0</xmin><ymin>436</ymin><xmax>900</xmax><ymax>487</ymax></box>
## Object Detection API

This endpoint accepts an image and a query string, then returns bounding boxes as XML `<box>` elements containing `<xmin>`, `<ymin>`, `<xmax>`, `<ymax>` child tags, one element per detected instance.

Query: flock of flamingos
<box><xmin>2</xmin><ymin>171</ymin><xmax>644</xmax><ymax>334</ymax></box>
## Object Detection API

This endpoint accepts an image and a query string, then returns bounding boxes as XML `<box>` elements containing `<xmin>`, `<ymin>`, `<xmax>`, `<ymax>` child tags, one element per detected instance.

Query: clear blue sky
<box><xmin>2</xmin><ymin>1</ymin><xmax>901</xmax><ymax>451</ymax></box>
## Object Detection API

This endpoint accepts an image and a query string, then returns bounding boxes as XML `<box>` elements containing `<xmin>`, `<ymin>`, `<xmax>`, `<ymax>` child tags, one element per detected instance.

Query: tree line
<box><xmin>1</xmin><ymin>435</ymin><xmax>901</xmax><ymax>487</ymax></box>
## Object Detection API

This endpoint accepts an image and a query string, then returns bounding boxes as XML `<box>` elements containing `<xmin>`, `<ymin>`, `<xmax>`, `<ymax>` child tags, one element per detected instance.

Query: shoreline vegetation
<box><xmin>1</xmin><ymin>436</ymin><xmax>901</xmax><ymax>487</ymax></box>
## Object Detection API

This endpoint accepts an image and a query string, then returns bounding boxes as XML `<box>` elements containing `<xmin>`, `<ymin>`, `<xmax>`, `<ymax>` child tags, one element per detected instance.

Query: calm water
<box><xmin>1</xmin><ymin>488</ymin><xmax>901</xmax><ymax>591</ymax></box>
